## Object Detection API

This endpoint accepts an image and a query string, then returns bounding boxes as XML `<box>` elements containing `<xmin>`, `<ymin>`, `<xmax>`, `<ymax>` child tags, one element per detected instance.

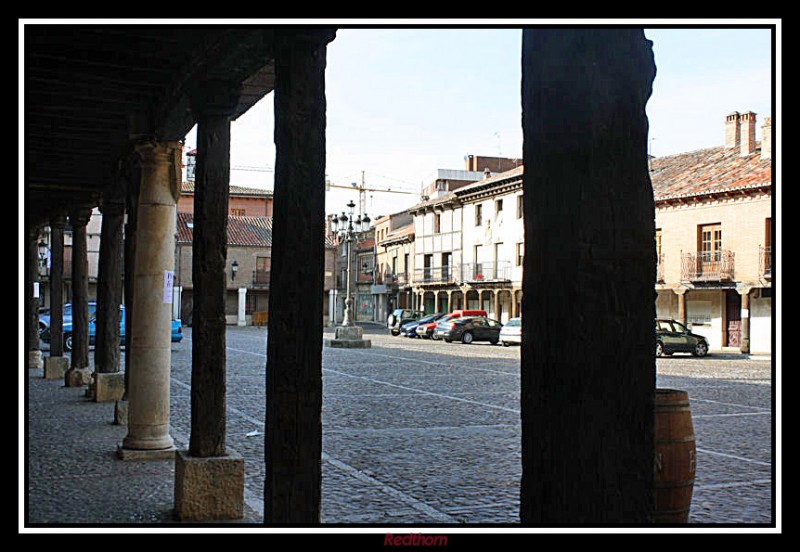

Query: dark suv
<box><xmin>388</xmin><ymin>308</ymin><xmax>424</xmax><ymax>336</ymax></box>
<box><xmin>656</xmin><ymin>318</ymin><xmax>709</xmax><ymax>357</ymax></box>
<box><xmin>434</xmin><ymin>315</ymin><xmax>503</xmax><ymax>344</ymax></box>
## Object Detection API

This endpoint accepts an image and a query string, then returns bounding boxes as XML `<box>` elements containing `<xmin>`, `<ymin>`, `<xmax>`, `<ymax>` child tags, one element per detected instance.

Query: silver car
<box><xmin>499</xmin><ymin>317</ymin><xmax>521</xmax><ymax>346</ymax></box>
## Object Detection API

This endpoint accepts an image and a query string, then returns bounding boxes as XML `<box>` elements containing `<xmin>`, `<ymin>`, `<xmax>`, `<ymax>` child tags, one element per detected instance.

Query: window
<box><xmin>231</xmin><ymin>208</ymin><xmax>246</xmax><ymax>216</ymax></box>
<box><xmin>434</xmin><ymin>213</ymin><xmax>441</xmax><ymax>234</ymax></box>
<box><xmin>495</xmin><ymin>199</ymin><xmax>503</xmax><ymax>214</ymax></box>
<box><xmin>475</xmin><ymin>204</ymin><xmax>483</xmax><ymax>226</ymax></box>
<box><xmin>699</xmin><ymin>224</ymin><xmax>722</xmax><ymax>262</ymax></box>
<box><xmin>516</xmin><ymin>195</ymin><xmax>523</xmax><ymax>219</ymax></box>
<box><xmin>516</xmin><ymin>242</ymin><xmax>524</xmax><ymax>266</ymax></box>
<box><xmin>655</xmin><ymin>229</ymin><xmax>662</xmax><ymax>258</ymax></box>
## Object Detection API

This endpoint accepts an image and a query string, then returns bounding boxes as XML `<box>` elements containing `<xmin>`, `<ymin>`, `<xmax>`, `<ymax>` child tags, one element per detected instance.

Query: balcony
<box><xmin>414</xmin><ymin>265</ymin><xmax>457</xmax><ymax>285</ymax></box>
<box><xmin>759</xmin><ymin>245</ymin><xmax>772</xmax><ymax>280</ymax></box>
<box><xmin>681</xmin><ymin>250</ymin><xmax>735</xmax><ymax>283</ymax></box>
<box><xmin>461</xmin><ymin>261</ymin><xmax>512</xmax><ymax>283</ymax></box>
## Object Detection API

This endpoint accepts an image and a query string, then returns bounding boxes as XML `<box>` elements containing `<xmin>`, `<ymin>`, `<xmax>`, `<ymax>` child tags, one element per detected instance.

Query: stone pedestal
<box><xmin>90</xmin><ymin>372</ymin><xmax>125</xmax><ymax>402</ymax></box>
<box><xmin>174</xmin><ymin>449</ymin><xmax>245</xmax><ymax>521</ymax></box>
<box><xmin>43</xmin><ymin>356</ymin><xmax>69</xmax><ymax>380</ymax></box>
<box><xmin>29</xmin><ymin>350</ymin><xmax>43</xmax><ymax>370</ymax></box>
<box><xmin>323</xmin><ymin>324</ymin><xmax>372</xmax><ymax>348</ymax></box>
<box><xmin>65</xmin><ymin>367</ymin><xmax>92</xmax><ymax>388</ymax></box>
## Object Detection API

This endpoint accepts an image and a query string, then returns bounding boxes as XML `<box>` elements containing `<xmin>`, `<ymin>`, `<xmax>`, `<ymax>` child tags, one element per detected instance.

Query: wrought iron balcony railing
<box><xmin>413</xmin><ymin>265</ymin><xmax>457</xmax><ymax>284</ymax></box>
<box><xmin>461</xmin><ymin>261</ymin><xmax>512</xmax><ymax>283</ymax></box>
<box><xmin>759</xmin><ymin>245</ymin><xmax>772</xmax><ymax>280</ymax></box>
<box><xmin>252</xmin><ymin>269</ymin><xmax>270</xmax><ymax>287</ymax></box>
<box><xmin>680</xmin><ymin>250</ymin><xmax>735</xmax><ymax>282</ymax></box>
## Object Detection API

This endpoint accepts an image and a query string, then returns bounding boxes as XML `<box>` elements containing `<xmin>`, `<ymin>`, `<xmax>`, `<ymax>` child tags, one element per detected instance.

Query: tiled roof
<box><xmin>176</xmin><ymin>212</ymin><xmax>273</xmax><ymax>247</ymax></box>
<box><xmin>181</xmin><ymin>181</ymin><xmax>273</xmax><ymax>197</ymax></box>
<box><xmin>650</xmin><ymin>144</ymin><xmax>771</xmax><ymax>202</ymax></box>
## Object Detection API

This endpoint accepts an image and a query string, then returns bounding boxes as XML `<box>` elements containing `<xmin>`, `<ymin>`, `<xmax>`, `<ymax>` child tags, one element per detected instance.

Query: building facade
<box><xmin>652</xmin><ymin>112</ymin><xmax>773</xmax><ymax>354</ymax></box>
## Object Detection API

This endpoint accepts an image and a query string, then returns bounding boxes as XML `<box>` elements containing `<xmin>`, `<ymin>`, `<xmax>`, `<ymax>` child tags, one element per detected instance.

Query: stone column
<box><xmin>44</xmin><ymin>215</ymin><xmax>69</xmax><ymax>379</ymax></box>
<box><xmin>238</xmin><ymin>287</ymin><xmax>247</xmax><ymax>326</ymax></box>
<box><xmin>65</xmin><ymin>207</ymin><xmax>93</xmax><ymax>387</ymax></box>
<box><xmin>91</xmin><ymin>194</ymin><xmax>125</xmax><ymax>402</ymax></box>
<box><xmin>675</xmin><ymin>288</ymin><xmax>687</xmax><ymax>325</ymax></box>
<box><xmin>520</xmin><ymin>29</ymin><xmax>656</xmax><ymax>524</ymax></box>
<box><xmin>118</xmin><ymin>141</ymin><xmax>180</xmax><ymax>459</ymax></box>
<box><xmin>27</xmin><ymin>224</ymin><xmax>43</xmax><ymax>370</ymax></box>
<box><xmin>266</xmin><ymin>27</ymin><xmax>335</xmax><ymax>524</ymax></box>
<box><xmin>738</xmin><ymin>286</ymin><xmax>752</xmax><ymax>354</ymax></box>
<box><xmin>494</xmin><ymin>290</ymin><xmax>501</xmax><ymax>320</ymax></box>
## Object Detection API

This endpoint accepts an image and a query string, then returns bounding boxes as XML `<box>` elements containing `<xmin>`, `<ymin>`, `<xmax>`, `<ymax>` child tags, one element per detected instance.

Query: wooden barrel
<box><xmin>654</xmin><ymin>388</ymin><xmax>696</xmax><ymax>523</ymax></box>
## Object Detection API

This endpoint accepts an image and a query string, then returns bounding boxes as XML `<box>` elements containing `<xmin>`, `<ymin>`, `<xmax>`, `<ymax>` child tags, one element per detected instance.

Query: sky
<box><xmin>182</xmin><ymin>22</ymin><xmax>778</xmax><ymax>220</ymax></box>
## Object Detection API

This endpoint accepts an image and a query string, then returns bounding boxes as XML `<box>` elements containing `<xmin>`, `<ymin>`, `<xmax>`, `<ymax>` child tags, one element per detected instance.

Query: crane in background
<box><xmin>325</xmin><ymin>171</ymin><xmax>418</xmax><ymax>220</ymax></box>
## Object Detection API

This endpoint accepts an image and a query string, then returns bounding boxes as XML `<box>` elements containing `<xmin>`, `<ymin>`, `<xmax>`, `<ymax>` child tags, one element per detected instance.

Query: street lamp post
<box><xmin>324</xmin><ymin>200</ymin><xmax>371</xmax><ymax>348</ymax></box>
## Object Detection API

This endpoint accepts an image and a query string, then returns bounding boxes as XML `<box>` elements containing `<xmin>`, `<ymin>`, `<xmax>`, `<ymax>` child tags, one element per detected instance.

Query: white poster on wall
<box><xmin>163</xmin><ymin>270</ymin><xmax>174</xmax><ymax>304</ymax></box>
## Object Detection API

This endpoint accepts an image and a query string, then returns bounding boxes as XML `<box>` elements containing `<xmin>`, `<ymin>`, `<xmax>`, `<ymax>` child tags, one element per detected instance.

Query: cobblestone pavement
<box><xmin>25</xmin><ymin>324</ymin><xmax>777</xmax><ymax>531</ymax></box>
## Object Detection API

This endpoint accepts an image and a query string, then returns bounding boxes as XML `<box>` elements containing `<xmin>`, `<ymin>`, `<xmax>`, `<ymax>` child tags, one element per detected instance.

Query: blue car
<box><xmin>38</xmin><ymin>302</ymin><xmax>97</xmax><ymax>338</ymax></box>
<box><xmin>41</xmin><ymin>305</ymin><xmax>182</xmax><ymax>351</ymax></box>
<box><xmin>400</xmin><ymin>312</ymin><xmax>445</xmax><ymax>338</ymax></box>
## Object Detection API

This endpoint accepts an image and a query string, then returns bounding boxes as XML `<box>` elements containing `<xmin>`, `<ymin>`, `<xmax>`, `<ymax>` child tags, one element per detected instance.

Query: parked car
<box><xmin>401</xmin><ymin>312</ymin><xmax>445</xmax><ymax>338</ymax></box>
<box><xmin>38</xmin><ymin>301</ymin><xmax>97</xmax><ymax>337</ymax></box>
<box><xmin>41</xmin><ymin>305</ymin><xmax>183</xmax><ymax>351</ymax></box>
<box><xmin>434</xmin><ymin>315</ymin><xmax>503</xmax><ymax>344</ymax></box>
<box><xmin>418</xmin><ymin>309</ymin><xmax>487</xmax><ymax>340</ymax></box>
<box><xmin>499</xmin><ymin>317</ymin><xmax>521</xmax><ymax>346</ymax></box>
<box><xmin>388</xmin><ymin>308</ymin><xmax>424</xmax><ymax>336</ymax></box>
<box><xmin>655</xmin><ymin>318</ymin><xmax>709</xmax><ymax>357</ymax></box>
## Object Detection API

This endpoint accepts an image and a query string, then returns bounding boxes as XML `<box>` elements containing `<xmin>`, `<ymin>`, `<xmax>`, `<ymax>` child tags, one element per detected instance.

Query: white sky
<box><xmin>182</xmin><ymin>22</ymin><xmax>778</xmax><ymax>220</ymax></box>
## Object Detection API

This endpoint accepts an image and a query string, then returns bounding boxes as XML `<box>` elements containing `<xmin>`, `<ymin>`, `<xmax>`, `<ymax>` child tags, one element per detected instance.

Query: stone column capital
<box><xmin>134</xmin><ymin>140</ymin><xmax>183</xmax><ymax>203</ymax></box>
<box><xmin>275</xmin><ymin>27</ymin><xmax>336</xmax><ymax>48</ymax></box>
<box><xmin>50</xmin><ymin>213</ymin><xmax>67</xmax><ymax>229</ymax></box>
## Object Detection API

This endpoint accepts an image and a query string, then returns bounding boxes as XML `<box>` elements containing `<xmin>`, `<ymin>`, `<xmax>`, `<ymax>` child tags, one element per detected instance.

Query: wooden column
<box><xmin>520</xmin><ymin>28</ymin><xmax>657</xmax><ymax>524</ymax></box>
<box><xmin>94</xmin><ymin>195</ymin><xmax>125</xmax><ymax>375</ymax></box>
<box><xmin>189</xmin><ymin>81</ymin><xmax>240</xmax><ymax>458</ymax></box>
<box><xmin>266</xmin><ymin>27</ymin><xmax>335</xmax><ymax>524</ymax></box>
<box><xmin>65</xmin><ymin>207</ymin><xmax>92</xmax><ymax>386</ymax></box>
<box><xmin>739</xmin><ymin>287</ymin><xmax>751</xmax><ymax>354</ymax></box>
<box><xmin>26</xmin><ymin>224</ymin><xmax>42</xmax><ymax>369</ymax></box>
<box><xmin>43</xmin><ymin>214</ymin><xmax>68</xmax><ymax>378</ymax></box>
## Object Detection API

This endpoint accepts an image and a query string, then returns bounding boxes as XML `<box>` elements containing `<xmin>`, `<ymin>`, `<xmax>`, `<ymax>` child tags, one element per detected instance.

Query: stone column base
<box><xmin>65</xmin><ymin>367</ymin><xmax>92</xmax><ymax>387</ymax></box>
<box><xmin>89</xmin><ymin>372</ymin><xmax>125</xmax><ymax>402</ymax></box>
<box><xmin>117</xmin><ymin>443</ymin><xmax>176</xmax><ymax>461</ymax></box>
<box><xmin>43</xmin><ymin>356</ymin><xmax>70</xmax><ymax>380</ymax></box>
<box><xmin>174</xmin><ymin>449</ymin><xmax>245</xmax><ymax>521</ymax></box>
<box><xmin>29</xmin><ymin>350</ymin><xmax>43</xmax><ymax>370</ymax></box>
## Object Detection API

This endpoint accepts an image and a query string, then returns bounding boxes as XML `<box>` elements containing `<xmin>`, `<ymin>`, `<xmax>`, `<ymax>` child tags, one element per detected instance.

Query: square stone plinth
<box><xmin>92</xmin><ymin>372</ymin><xmax>125</xmax><ymax>402</ymax></box>
<box><xmin>174</xmin><ymin>450</ymin><xmax>245</xmax><ymax>521</ymax></box>
<box><xmin>43</xmin><ymin>356</ymin><xmax>69</xmax><ymax>380</ymax></box>
<box><xmin>65</xmin><ymin>367</ymin><xmax>92</xmax><ymax>387</ymax></box>
<box><xmin>28</xmin><ymin>350</ymin><xmax>43</xmax><ymax>370</ymax></box>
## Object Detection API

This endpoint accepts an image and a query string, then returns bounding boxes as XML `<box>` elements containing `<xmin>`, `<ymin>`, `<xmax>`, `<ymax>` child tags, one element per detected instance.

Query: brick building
<box><xmin>652</xmin><ymin>111</ymin><xmax>773</xmax><ymax>353</ymax></box>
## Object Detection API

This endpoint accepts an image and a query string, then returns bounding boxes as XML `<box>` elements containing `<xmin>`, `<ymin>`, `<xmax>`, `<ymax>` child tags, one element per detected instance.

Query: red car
<box><xmin>415</xmin><ymin>309</ymin><xmax>487</xmax><ymax>339</ymax></box>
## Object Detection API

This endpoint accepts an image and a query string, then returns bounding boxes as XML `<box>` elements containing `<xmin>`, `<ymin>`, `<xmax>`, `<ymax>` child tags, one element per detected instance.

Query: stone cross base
<box><xmin>65</xmin><ymin>367</ymin><xmax>92</xmax><ymax>388</ymax></box>
<box><xmin>324</xmin><ymin>325</ymin><xmax>372</xmax><ymax>348</ymax></box>
<box><xmin>174</xmin><ymin>449</ymin><xmax>245</xmax><ymax>521</ymax></box>
<box><xmin>43</xmin><ymin>356</ymin><xmax>69</xmax><ymax>380</ymax></box>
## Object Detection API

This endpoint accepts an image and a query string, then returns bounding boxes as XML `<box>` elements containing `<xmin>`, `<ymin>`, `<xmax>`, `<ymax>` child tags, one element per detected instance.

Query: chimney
<box><xmin>739</xmin><ymin>111</ymin><xmax>757</xmax><ymax>156</ymax></box>
<box><xmin>761</xmin><ymin>117</ymin><xmax>772</xmax><ymax>160</ymax></box>
<box><xmin>465</xmin><ymin>154</ymin><xmax>476</xmax><ymax>171</ymax></box>
<box><xmin>725</xmin><ymin>111</ymin><xmax>741</xmax><ymax>149</ymax></box>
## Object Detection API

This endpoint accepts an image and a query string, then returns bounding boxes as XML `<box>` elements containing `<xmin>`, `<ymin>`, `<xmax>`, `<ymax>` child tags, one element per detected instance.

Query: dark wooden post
<box><xmin>94</xmin><ymin>193</ymin><xmax>125</xmax><ymax>374</ymax></box>
<box><xmin>266</xmin><ymin>27</ymin><xmax>335</xmax><ymax>524</ymax></box>
<box><xmin>520</xmin><ymin>28</ymin><xmax>657</xmax><ymax>525</ymax></box>
<box><xmin>189</xmin><ymin>81</ymin><xmax>240</xmax><ymax>458</ymax></box>
<box><xmin>67</xmin><ymin>207</ymin><xmax>92</xmax><ymax>374</ymax></box>
<box><xmin>49</xmin><ymin>214</ymin><xmax>66</xmax><ymax>358</ymax></box>
<box><xmin>26</xmin><ymin>224</ymin><xmax>42</xmax><ymax>364</ymax></box>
